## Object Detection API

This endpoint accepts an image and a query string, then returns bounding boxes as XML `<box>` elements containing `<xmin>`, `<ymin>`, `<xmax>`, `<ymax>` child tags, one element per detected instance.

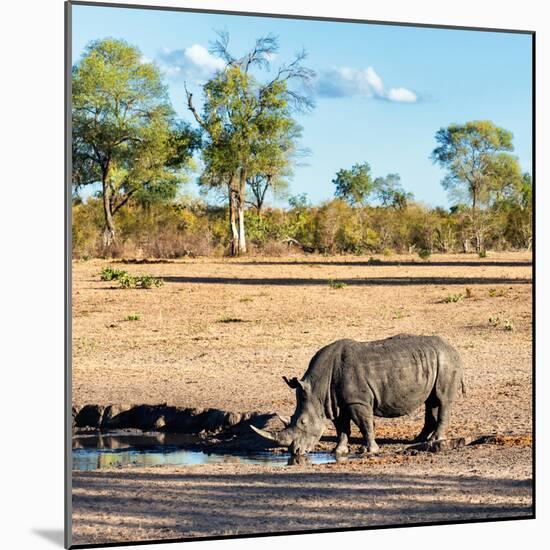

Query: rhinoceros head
<box><xmin>251</xmin><ymin>376</ymin><xmax>326</xmax><ymax>455</ymax></box>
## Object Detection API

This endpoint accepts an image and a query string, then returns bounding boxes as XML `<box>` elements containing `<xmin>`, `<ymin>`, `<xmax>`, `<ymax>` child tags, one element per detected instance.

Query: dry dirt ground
<box><xmin>72</xmin><ymin>444</ymin><xmax>532</xmax><ymax>545</ymax></box>
<box><xmin>71</xmin><ymin>252</ymin><xmax>533</xmax><ymax>545</ymax></box>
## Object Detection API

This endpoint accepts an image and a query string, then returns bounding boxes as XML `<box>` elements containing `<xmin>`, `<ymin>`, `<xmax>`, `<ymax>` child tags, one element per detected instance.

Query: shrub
<box><xmin>328</xmin><ymin>279</ymin><xmax>347</xmax><ymax>289</ymax></box>
<box><xmin>478</xmin><ymin>250</ymin><xmax>487</xmax><ymax>258</ymax></box>
<box><xmin>100</xmin><ymin>267</ymin><xmax>163</xmax><ymax>289</ymax></box>
<box><xmin>117</xmin><ymin>273</ymin><xmax>136</xmax><ymax>288</ymax></box>
<box><xmin>260</xmin><ymin>238</ymin><xmax>288</xmax><ymax>256</ymax></box>
<box><xmin>489</xmin><ymin>288</ymin><xmax>507</xmax><ymax>298</ymax></box>
<box><xmin>124</xmin><ymin>314</ymin><xmax>140</xmax><ymax>321</ymax></box>
<box><xmin>72</xmin><ymin>191</ymin><xmax>532</xmax><ymax>259</ymax></box>
<box><xmin>489</xmin><ymin>316</ymin><xmax>513</xmax><ymax>330</ymax></box>
<box><xmin>442</xmin><ymin>293</ymin><xmax>464</xmax><ymax>303</ymax></box>
<box><xmin>100</xmin><ymin>267</ymin><xmax>128</xmax><ymax>281</ymax></box>
<box><xmin>136</xmin><ymin>275</ymin><xmax>163</xmax><ymax>289</ymax></box>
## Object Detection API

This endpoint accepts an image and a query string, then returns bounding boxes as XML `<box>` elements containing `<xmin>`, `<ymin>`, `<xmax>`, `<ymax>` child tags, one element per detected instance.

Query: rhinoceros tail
<box><xmin>461</xmin><ymin>379</ymin><xmax>466</xmax><ymax>397</ymax></box>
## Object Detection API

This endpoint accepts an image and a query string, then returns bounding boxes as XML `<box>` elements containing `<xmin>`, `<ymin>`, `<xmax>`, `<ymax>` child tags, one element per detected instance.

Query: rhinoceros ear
<box><xmin>283</xmin><ymin>376</ymin><xmax>300</xmax><ymax>389</ymax></box>
<box><xmin>282</xmin><ymin>376</ymin><xmax>308</xmax><ymax>391</ymax></box>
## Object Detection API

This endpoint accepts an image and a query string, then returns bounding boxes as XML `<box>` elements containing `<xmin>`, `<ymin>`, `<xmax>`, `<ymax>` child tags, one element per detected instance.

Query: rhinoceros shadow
<box><xmin>320</xmin><ymin>434</ymin><xmax>412</xmax><ymax>446</ymax></box>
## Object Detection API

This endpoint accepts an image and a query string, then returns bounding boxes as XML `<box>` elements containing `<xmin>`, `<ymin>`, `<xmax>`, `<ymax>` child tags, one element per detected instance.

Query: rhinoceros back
<box><xmin>332</xmin><ymin>334</ymin><xmax>461</xmax><ymax>418</ymax></box>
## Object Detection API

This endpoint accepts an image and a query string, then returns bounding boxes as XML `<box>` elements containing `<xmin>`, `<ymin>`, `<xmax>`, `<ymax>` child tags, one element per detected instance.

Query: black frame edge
<box><xmin>530</xmin><ymin>29</ymin><xmax>536</xmax><ymax>520</ymax></box>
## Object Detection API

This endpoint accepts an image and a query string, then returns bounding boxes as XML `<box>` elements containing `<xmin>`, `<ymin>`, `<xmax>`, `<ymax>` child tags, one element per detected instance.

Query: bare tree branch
<box><xmin>184</xmin><ymin>82</ymin><xmax>208</xmax><ymax>130</ymax></box>
<box><xmin>209</xmin><ymin>29</ymin><xmax>236</xmax><ymax>66</ymax></box>
<box><xmin>243</xmin><ymin>34</ymin><xmax>279</xmax><ymax>73</ymax></box>
<box><xmin>112</xmin><ymin>186</ymin><xmax>139</xmax><ymax>214</ymax></box>
<box><xmin>258</xmin><ymin>48</ymin><xmax>316</xmax><ymax>113</ymax></box>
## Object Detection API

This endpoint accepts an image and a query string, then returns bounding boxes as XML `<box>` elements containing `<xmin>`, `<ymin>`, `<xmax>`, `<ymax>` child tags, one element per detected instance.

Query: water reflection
<box><xmin>72</xmin><ymin>431</ymin><xmax>339</xmax><ymax>471</ymax></box>
<box><xmin>73</xmin><ymin>447</ymin><xmax>339</xmax><ymax>471</ymax></box>
<box><xmin>73</xmin><ymin>431</ymin><xmax>197</xmax><ymax>450</ymax></box>
<box><xmin>287</xmin><ymin>454</ymin><xmax>311</xmax><ymax>466</ymax></box>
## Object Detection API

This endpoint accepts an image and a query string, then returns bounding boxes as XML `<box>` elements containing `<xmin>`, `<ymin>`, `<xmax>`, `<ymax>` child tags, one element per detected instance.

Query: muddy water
<box><xmin>72</xmin><ymin>431</ymin><xmax>344</xmax><ymax>470</ymax></box>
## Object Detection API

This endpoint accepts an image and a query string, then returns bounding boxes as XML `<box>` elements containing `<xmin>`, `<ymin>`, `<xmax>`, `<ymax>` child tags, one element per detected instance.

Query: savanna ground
<box><xmin>71</xmin><ymin>252</ymin><xmax>533</xmax><ymax>545</ymax></box>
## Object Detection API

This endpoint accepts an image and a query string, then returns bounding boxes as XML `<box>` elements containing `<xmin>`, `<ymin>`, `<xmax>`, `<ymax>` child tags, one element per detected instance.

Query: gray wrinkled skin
<box><xmin>253</xmin><ymin>334</ymin><xmax>465</xmax><ymax>456</ymax></box>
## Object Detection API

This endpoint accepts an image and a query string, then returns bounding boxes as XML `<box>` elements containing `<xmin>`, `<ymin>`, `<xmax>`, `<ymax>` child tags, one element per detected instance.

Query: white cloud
<box><xmin>315</xmin><ymin>65</ymin><xmax>418</xmax><ymax>103</ymax></box>
<box><xmin>157</xmin><ymin>44</ymin><xmax>224</xmax><ymax>80</ymax></box>
<box><xmin>387</xmin><ymin>87</ymin><xmax>418</xmax><ymax>103</ymax></box>
<box><xmin>162</xmin><ymin>65</ymin><xmax>181</xmax><ymax>77</ymax></box>
<box><xmin>156</xmin><ymin>45</ymin><xmax>418</xmax><ymax>104</ymax></box>
<box><xmin>365</xmin><ymin>67</ymin><xmax>384</xmax><ymax>96</ymax></box>
<box><xmin>184</xmin><ymin>44</ymin><xmax>225</xmax><ymax>72</ymax></box>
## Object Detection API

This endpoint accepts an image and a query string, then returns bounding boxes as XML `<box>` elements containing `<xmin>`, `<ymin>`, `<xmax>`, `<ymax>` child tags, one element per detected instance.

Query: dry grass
<box><xmin>72</xmin><ymin>251</ymin><xmax>532</xmax><ymax>440</ymax></box>
<box><xmin>71</xmin><ymin>251</ymin><xmax>533</xmax><ymax>545</ymax></box>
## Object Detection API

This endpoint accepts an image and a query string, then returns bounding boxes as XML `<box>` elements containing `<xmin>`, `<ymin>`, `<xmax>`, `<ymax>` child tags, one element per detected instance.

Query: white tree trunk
<box><xmin>237</xmin><ymin>205</ymin><xmax>247</xmax><ymax>254</ymax></box>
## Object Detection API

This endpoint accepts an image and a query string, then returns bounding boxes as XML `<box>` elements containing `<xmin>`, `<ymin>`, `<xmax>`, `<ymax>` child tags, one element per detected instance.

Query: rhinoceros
<box><xmin>252</xmin><ymin>334</ymin><xmax>465</xmax><ymax>456</ymax></box>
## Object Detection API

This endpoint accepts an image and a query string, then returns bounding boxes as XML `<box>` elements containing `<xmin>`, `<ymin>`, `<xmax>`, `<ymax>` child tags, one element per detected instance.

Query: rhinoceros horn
<box><xmin>250</xmin><ymin>425</ymin><xmax>293</xmax><ymax>446</ymax></box>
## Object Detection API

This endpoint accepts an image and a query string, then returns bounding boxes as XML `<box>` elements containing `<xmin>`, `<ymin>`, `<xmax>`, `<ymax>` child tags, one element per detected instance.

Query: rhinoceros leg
<box><xmin>349</xmin><ymin>404</ymin><xmax>379</xmax><ymax>454</ymax></box>
<box><xmin>333</xmin><ymin>413</ymin><xmax>351</xmax><ymax>455</ymax></box>
<box><xmin>430</xmin><ymin>402</ymin><xmax>451</xmax><ymax>441</ymax></box>
<box><xmin>414</xmin><ymin>405</ymin><xmax>438</xmax><ymax>442</ymax></box>
<box><xmin>429</xmin><ymin>368</ymin><xmax>462</xmax><ymax>441</ymax></box>
<box><xmin>414</xmin><ymin>393</ymin><xmax>439</xmax><ymax>442</ymax></box>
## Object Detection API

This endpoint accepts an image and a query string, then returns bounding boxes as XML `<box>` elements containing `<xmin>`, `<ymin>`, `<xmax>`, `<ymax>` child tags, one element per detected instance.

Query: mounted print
<box><xmin>66</xmin><ymin>1</ymin><xmax>534</xmax><ymax>547</ymax></box>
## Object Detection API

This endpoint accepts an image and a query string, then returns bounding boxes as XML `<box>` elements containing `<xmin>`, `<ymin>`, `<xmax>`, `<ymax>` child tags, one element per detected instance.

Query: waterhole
<box><xmin>72</xmin><ymin>431</ymin><xmax>344</xmax><ymax>470</ymax></box>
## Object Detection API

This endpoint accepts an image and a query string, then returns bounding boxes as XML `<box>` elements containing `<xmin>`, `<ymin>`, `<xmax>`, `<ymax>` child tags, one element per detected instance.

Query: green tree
<box><xmin>72</xmin><ymin>38</ymin><xmax>198</xmax><ymax>246</ymax></box>
<box><xmin>246</xmin><ymin>120</ymin><xmax>305</xmax><ymax>215</ymax></box>
<box><xmin>332</xmin><ymin>162</ymin><xmax>374</xmax><ymax>206</ymax></box>
<box><xmin>493</xmin><ymin>171</ymin><xmax>532</xmax><ymax>250</ymax></box>
<box><xmin>431</xmin><ymin>120</ymin><xmax>522</xmax><ymax>251</ymax></box>
<box><xmin>186</xmin><ymin>32</ymin><xmax>314</xmax><ymax>255</ymax></box>
<box><xmin>519</xmin><ymin>172</ymin><xmax>533</xmax><ymax>208</ymax></box>
<box><xmin>373</xmin><ymin>173</ymin><xmax>413</xmax><ymax>209</ymax></box>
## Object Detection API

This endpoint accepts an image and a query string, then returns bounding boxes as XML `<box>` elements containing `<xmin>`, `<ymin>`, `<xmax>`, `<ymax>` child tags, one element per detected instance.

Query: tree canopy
<box><xmin>72</xmin><ymin>38</ymin><xmax>198</xmax><ymax>244</ymax></box>
<box><xmin>333</xmin><ymin>163</ymin><xmax>413</xmax><ymax>209</ymax></box>
<box><xmin>246</xmin><ymin>119</ymin><xmax>305</xmax><ymax>213</ymax></box>
<box><xmin>186</xmin><ymin>32</ymin><xmax>314</xmax><ymax>254</ymax></box>
<box><xmin>373</xmin><ymin>173</ymin><xmax>413</xmax><ymax>209</ymax></box>
<box><xmin>431</xmin><ymin>120</ymin><xmax>523</xmax><ymax>250</ymax></box>
<box><xmin>333</xmin><ymin>162</ymin><xmax>374</xmax><ymax>206</ymax></box>
<box><xmin>431</xmin><ymin>120</ymin><xmax>522</xmax><ymax>208</ymax></box>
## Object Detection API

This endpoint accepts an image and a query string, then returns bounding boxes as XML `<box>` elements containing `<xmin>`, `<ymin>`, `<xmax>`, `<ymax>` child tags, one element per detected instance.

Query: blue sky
<box><xmin>72</xmin><ymin>4</ymin><xmax>533</xmax><ymax>208</ymax></box>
